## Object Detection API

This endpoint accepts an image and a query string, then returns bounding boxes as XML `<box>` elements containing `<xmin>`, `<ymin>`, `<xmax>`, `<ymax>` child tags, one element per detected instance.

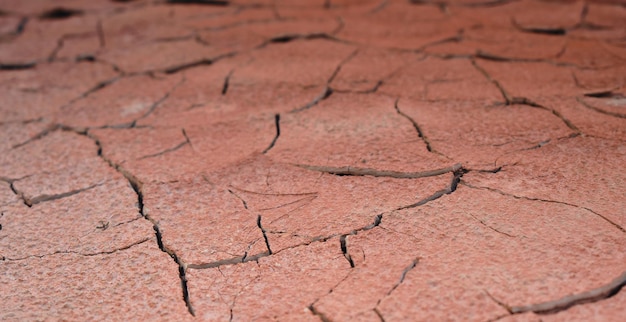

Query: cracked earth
<box><xmin>1</xmin><ymin>0</ymin><xmax>625</xmax><ymax>321</ymax></box>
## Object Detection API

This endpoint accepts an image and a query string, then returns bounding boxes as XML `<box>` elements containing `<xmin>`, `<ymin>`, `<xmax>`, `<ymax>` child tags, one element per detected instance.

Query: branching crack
<box><xmin>187</xmin><ymin>213</ymin><xmax>382</xmax><ymax>270</ymax></box>
<box><xmin>290</xmin><ymin>49</ymin><xmax>358</xmax><ymax>113</ymax></box>
<box><xmin>461</xmin><ymin>182</ymin><xmax>625</xmax><ymax>233</ymax></box>
<box><xmin>470</xmin><ymin>59</ymin><xmax>581</xmax><ymax>134</ymax></box>
<box><xmin>75</xmin><ymin>129</ymin><xmax>196</xmax><ymax>316</ymax></box>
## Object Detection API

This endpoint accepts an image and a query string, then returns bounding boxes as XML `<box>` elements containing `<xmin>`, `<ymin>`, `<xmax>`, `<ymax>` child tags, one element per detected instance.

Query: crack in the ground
<box><xmin>138</xmin><ymin>128</ymin><xmax>191</xmax><ymax>159</ymax></box>
<box><xmin>339</xmin><ymin>234</ymin><xmax>354</xmax><ymax>268</ymax></box>
<box><xmin>289</xmin><ymin>49</ymin><xmax>359</xmax><ymax>113</ymax></box>
<box><xmin>187</xmin><ymin>213</ymin><xmax>382</xmax><ymax>270</ymax></box>
<box><xmin>221</xmin><ymin>69</ymin><xmax>233</xmax><ymax>95</ymax></box>
<box><xmin>294</xmin><ymin>163</ymin><xmax>461</xmax><ymax>179</ymax></box>
<box><xmin>13</xmin><ymin>181</ymin><xmax>106</xmax><ymax>207</ymax></box>
<box><xmin>3</xmin><ymin>237</ymin><xmax>151</xmax><ymax>261</ymax></box>
<box><xmin>162</xmin><ymin>52</ymin><xmax>236</xmax><ymax>74</ymax></box>
<box><xmin>372</xmin><ymin>257</ymin><xmax>420</xmax><ymax>317</ymax></box>
<box><xmin>486</xmin><ymin>270</ymin><xmax>626</xmax><ymax>316</ymax></box>
<box><xmin>39</xmin><ymin>7</ymin><xmax>83</xmax><ymax>20</ymax></box>
<box><xmin>76</xmin><ymin>129</ymin><xmax>197</xmax><ymax>316</ymax></box>
<box><xmin>262</xmin><ymin>113</ymin><xmax>280</xmax><ymax>154</ymax></box>
<box><xmin>396</xmin><ymin>168</ymin><xmax>464</xmax><ymax>210</ymax></box>
<box><xmin>511</xmin><ymin>18</ymin><xmax>567</xmax><ymax>36</ymax></box>
<box><xmin>410</xmin><ymin>0</ymin><xmax>518</xmax><ymax>9</ymax></box>
<box><xmin>166</xmin><ymin>0</ymin><xmax>229</xmax><ymax>5</ymax></box>
<box><xmin>393</xmin><ymin>98</ymin><xmax>452</xmax><ymax>159</ymax></box>
<box><xmin>227</xmin><ymin>189</ymin><xmax>248</xmax><ymax>209</ymax></box>
<box><xmin>576</xmin><ymin>97</ymin><xmax>626</xmax><ymax>119</ymax></box>
<box><xmin>470</xmin><ymin>59</ymin><xmax>582</xmax><ymax>134</ymax></box>
<box><xmin>256</xmin><ymin>215</ymin><xmax>273</xmax><ymax>255</ymax></box>
<box><xmin>461</xmin><ymin>182</ymin><xmax>625</xmax><ymax>233</ymax></box>
<box><xmin>307</xmin><ymin>272</ymin><xmax>353</xmax><ymax>322</ymax></box>
<box><xmin>0</xmin><ymin>62</ymin><xmax>37</xmax><ymax>70</ymax></box>
<box><xmin>467</xmin><ymin>212</ymin><xmax>515</xmax><ymax>238</ymax></box>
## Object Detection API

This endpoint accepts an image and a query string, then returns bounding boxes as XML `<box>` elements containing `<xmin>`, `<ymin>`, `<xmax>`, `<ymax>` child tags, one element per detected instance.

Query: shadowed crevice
<box><xmin>394</xmin><ymin>98</ymin><xmax>434</xmax><ymax>153</ymax></box>
<box><xmin>290</xmin><ymin>49</ymin><xmax>358</xmax><ymax>113</ymax></box>
<box><xmin>339</xmin><ymin>235</ymin><xmax>354</xmax><ymax>268</ymax></box>
<box><xmin>0</xmin><ymin>62</ymin><xmax>37</xmax><ymax>70</ymax></box>
<box><xmin>22</xmin><ymin>182</ymin><xmax>106</xmax><ymax>207</ymax></box>
<box><xmin>290</xmin><ymin>86</ymin><xmax>333</xmax><ymax>113</ymax></box>
<box><xmin>396</xmin><ymin>168</ymin><xmax>465</xmax><ymax>210</ymax></box>
<box><xmin>74</xmin><ymin>129</ymin><xmax>196</xmax><ymax>317</ymax></box>
<box><xmin>294</xmin><ymin>163</ymin><xmax>462</xmax><ymax>179</ymax></box>
<box><xmin>222</xmin><ymin>70</ymin><xmax>233</xmax><ymax>95</ymax></box>
<box><xmin>187</xmin><ymin>213</ymin><xmax>382</xmax><ymax>270</ymax></box>
<box><xmin>166</xmin><ymin>0</ymin><xmax>229</xmax><ymax>5</ymax></box>
<box><xmin>512</xmin><ymin>18</ymin><xmax>567</xmax><ymax>36</ymax></box>
<box><xmin>153</xmin><ymin>225</ymin><xmax>196</xmax><ymax>316</ymax></box>
<box><xmin>257</xmin><ymin>215</ymin><xmax>273</xmax><ymax>255</ymax></box>
<box><xmin>262</xmin><ymin>114</ymin><xmax>281</xmax><ymax>154</ymax></box>
<box><xmin>39</xmin><ymin>7</ymin><xmax>83</xmax><ymax>20</ymax></box>
<box><xmin>308</xmin><ymin>304</ymin><xmax>332</xmax><ymax>322</ymax></box>
<box><xmin>486</xmin><ymin>271</ymin><xmax>626</xmax><ymax>315</ymax></box>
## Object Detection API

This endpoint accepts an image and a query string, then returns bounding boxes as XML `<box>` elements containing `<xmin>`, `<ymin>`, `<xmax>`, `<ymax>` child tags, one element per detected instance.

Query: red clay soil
<box><xmin>1</xmin><ymin>0</ymin><xmax>625</xmax><ymax>321</ymax></box>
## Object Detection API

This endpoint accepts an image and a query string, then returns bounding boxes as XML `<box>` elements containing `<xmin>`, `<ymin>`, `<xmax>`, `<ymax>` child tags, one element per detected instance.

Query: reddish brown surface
<box><xmin>1</xmin><ymin>0</ymin><xmax>625</xmax><ymax>321</ymax></box>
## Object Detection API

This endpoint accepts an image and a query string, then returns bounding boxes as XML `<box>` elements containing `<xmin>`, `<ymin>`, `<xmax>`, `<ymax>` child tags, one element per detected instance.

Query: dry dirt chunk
<box><xmin>142</xmin><ymin>179</ymin><xmax>265</xmax><ymax>266</ymax></box>
<box><xmin>269</xmin><ymin>93</ymin><xmax>450</xmax><ymax>172</ymax></box>
<box><xmin>374</xmin><ymin>186</ymin><xmax>625</xmax><ymax>321</ymax></box>
<box><xmin>0</xmin><ymin>240</ymin><xmax>193</xmax><ymax>321</ymax></box>
<box><xmin>312</xmin><ymin>227</ymin><xmax>424</xmax><ymax>321</ymax></box>
<box><xmin>203</xmin><ymin>155</ymin><xmax>453</xmax><ymax>253</ymax></box>
<box><xmin>186</xmin><ymin>239</ymin><xmax>350</xmax><ymax>321</ymax></box>
<box><xmin>473</xmin><ymin>60</ymin><xmax>578</xmax><ymax>100</ymax></box>
<box><xmin>396</xmin><ymin>99</ymin><xmax>572</xmax><ymax>168</ymax></box>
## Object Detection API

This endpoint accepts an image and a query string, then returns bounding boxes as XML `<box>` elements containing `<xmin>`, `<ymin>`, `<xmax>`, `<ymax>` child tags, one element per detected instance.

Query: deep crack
<box><xmin>257</xmin><ymin>215</ymin><xmax>273</xmax><ymax>255</ymax></box>
<box><xmin>487</xmin><ymin>271</ymin><xmax>626</xmax><ymax>315</ymax></box>
<box><xmin>262</xmin><ymin>113</ymin><xmax>281</xmax><ymax>154</ymax></box>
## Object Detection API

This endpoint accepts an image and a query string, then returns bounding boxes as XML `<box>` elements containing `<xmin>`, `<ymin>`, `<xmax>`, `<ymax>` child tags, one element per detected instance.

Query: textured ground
<box><xmin>1</xmin><ymin>0</ymin><xmax>625</xmax><ymax>321</ymax></box>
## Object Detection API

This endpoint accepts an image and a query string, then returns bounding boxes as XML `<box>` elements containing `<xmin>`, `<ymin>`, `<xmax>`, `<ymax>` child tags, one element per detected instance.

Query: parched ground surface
<box><xmin>1</xmin><ymin>0</ymin><xmax>625</xmax><ymax>321</ymax></box>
